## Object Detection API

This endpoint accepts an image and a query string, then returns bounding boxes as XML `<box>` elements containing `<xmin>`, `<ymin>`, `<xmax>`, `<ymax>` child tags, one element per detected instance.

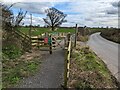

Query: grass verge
<box><xmin>68</xmin><ymin>45</ymin><xmax>118</xmax><ymax>89</ymax></box>
<box><xmin>2</xmin><ymin>50</ymin><xmax>42</xmax><ymax>88</ymax></box>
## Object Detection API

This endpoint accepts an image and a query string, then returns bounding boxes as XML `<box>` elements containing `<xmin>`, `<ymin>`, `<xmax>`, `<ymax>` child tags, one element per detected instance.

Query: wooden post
<box><xmin>64</xmin><ymin>48</ymin><xmax>68</xmax><ymax>88</ymax></box>
<box><xmin>74</xmin><ymin>24</ymin><xmax>78</xmax><ymax>48</ymax></box>
<box><xmin>49</xmin><ymin>35</ymin><xmax>52</xmax><ymax>54</ymax></box>
<box><xmin>67</xmin><ymin>33</ymin><xmax>71</xmax><ymax>47</ymax></box>
<box><xmin>64</xmin><ymin>37</ymin><xmax>66</xmax><ymax>49</ymax></box>
<box><xmin>64</xmin><ymin>35</ymin><xmax>71</xmax><ymax>88</ymax></box>
<box><xmin>29</xmin><ymin>14</ymin><xmax>32</xmax><ymax>37</ymax></box>
<box><xmin>29</xmin><ymin>14</ymin><xmax>32</xmax><ymax>50</ymax></box>
<box><xmin>83</xmin><ymin>26</ymin><xmax>85</xmax><ymax>36</ymax></box>
<box><xmin>37</xmin><ymin>36</ymin><xmax>39</xmax><ymax>49</ymax></box>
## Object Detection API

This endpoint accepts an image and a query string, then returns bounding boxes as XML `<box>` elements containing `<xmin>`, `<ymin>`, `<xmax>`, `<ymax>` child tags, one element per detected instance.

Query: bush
<box><xmin>100</xmin><ymin>28</ymin><xmax>120</xmax><ymax>44</ymax></box>
<box><xmin>2</xmin><ymin>45</ymin><xmax>22</xmax><ymax>59</ymax></box>
<box><xmin>77</xmin><ymin>35</ymin><xmax>89</xmax><ymax>42</ymax></box>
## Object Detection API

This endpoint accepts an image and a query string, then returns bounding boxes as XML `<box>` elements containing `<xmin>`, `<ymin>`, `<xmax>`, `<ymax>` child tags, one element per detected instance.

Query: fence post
<box><xmin>67</xmin><ymin>33</ymin><xmax>71</xmax><ymax>47</ymax></box>
<box><xmin>49</xmin><ymin>35</ymin><xmax>52</xmax><ymax>54</ymax></box>
<box><xmin>64</xmin><ymin>34</ymin><xmax>71</xmax><ymax>88</ymax></box>
<box><xmin>29</xmin><ymin>14</ymin><xmax>32</xmax><ymax>51</ymax></box>
<box><xmin>64</xmin><ymin>37</ymin><xmax>66</xmax><ymax>49</ymax></box>
<box><xmin>37</xmin><ymin>35</ymin><xmax>39</xmax><ymax>49</ymax></box>
<box><xmin>64</xmin><ymin>47</ymin><xmax>68</xmax><ymax>88</ymax></box>
<box><xmin>74</xmin><ymin>24</ymin><xmax>78</xmax><ymax>48</ymax></box>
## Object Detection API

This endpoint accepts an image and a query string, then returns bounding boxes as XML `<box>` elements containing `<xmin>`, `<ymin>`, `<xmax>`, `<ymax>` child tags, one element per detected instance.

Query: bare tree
<box><xmin>12</xmin><ymin>9</ymin><xmax>27</xmax><ymax>28</ymax></box>
<box><xmin>1</xmin><ymin>3</ymin><xmax>13</xmax><ymax>31</ymax></box>
<box><xmin>43</xmin><ymin>7</ymin><xmax>67</xmax><ymax>31</ymax></box>
<box><xmin>1</xmin><ymin>3</ymin><xmax>27</xmax><ymax>46</ymax></box>
<box><xmin>1</xmin><ymin>3</ymin><xmax>27</xmax><ymax>31</ymax></box>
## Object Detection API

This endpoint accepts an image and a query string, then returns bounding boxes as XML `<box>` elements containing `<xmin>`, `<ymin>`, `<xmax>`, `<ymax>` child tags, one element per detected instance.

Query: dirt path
<box><xmin>15</xmin><ymin>46</ymin><xmax>65</xmax><ymax>88</ymax></box>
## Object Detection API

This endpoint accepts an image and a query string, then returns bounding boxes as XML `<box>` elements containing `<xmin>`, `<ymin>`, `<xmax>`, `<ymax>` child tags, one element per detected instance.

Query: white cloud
<box><xmin>3</xmin><ymin>0</ymin><xmax>70</xmax><ymax>3</ymax></box>
<box><xmin>21</xmin><ymin>14</ymin><xmax>45</xmax><ymax>26</ymax></box>
<box><xmin>64</xmin><ymin>0</ymin><xmax>118</xmax><ymax>27</ymax></box>
<box><xmin>2</xmin><ymin>2</ymin><xmax>52</xmax><ymax>14</ymax></box>
<box><xmin>2</xmin><ymin>0</ymin><xmax>119</xmax><ymax>27</ymax></box>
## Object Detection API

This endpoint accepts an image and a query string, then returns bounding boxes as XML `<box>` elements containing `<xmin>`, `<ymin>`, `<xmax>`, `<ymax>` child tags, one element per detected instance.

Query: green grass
<box><xmin>69</xmin><ymin>46</ymin><xmax>117</xmax><ymax>88</ymax></box>
<box><xmin>2</xmin><ymin>57</ymin><xmax>41</xmax><ymax>88</ymax></box>
<box><xmin>2</xmin><ymin>45</ymin><xmax>22</xmax><ymax>59</ymax></box>
<box><xmin>57</xmin><ymin>28</ymin><xmax>75</xmax><ymax>33</ymax></box>
<box><xmin>19</xmin><ymin>27</ymin><xmax>75</xmax><ymax>36</ymax></box>
<box><xmin>77</xmin><ymin>53</ymin><xmax>110</xmax><ymax>77</ymax></box>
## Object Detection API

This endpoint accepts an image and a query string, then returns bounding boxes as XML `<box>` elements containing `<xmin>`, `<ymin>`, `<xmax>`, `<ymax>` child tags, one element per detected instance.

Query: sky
<box><xmin>1</xmin><ymin>0</ymin><xmax>120</xmax><ymax>28</ymax></box>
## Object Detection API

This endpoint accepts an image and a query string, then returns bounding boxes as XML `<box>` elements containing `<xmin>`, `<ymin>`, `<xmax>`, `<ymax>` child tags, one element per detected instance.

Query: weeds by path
<box><xmin>2</xmin><ymin>49</ymin><xmax>43</xmax><ymax>88</ymax></box>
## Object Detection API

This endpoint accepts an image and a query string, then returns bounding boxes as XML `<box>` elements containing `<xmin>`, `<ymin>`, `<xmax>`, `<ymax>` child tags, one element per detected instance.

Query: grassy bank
<box><xmin>88</xmin><ymin>28</ymin><xmax>119</xmax><ymax>44</ymax></box>
<box><xmin>2</xmin><ymin>50</ymin><xmax>42</xmax><ymax>88</ymax></box>
<box><xmin>68</xmin><ymin>44</ymin><xmax>118</xmax><ymax>88</ymax></box>
<box><xmin>100</xmin><ymin>28</ymin><xmax>120</xmax><ymax>44</ymax></box>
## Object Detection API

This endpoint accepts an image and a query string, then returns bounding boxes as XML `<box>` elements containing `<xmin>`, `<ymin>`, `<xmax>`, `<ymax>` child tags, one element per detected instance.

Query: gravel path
<box><xmin>16</xmin><ymin>47</ymin><xmax>65</xmax><ymax>88</ymax></box>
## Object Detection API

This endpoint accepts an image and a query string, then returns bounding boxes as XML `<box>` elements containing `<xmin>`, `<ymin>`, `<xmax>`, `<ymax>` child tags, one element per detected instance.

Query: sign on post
<box><xmin>49</xmin><ymin>35</ymin><xmax>52</xmax><ymax>54</ymax></box>
<box><xmin>44</xmin><ymin>37</ymin><xmax>48</xmax><ymax>44</ymax></box>
<box><xmin>48</xmin><ymin>37</ymin><xmax>52</xmax><ymax>45</ymax></box>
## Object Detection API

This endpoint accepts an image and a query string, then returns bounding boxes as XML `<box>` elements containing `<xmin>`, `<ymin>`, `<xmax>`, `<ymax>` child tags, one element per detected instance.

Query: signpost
<box><xmin>74</xmin><ymin>24</ymin><xmax>78</xmax><ymax>48</ymax></box>
<box><xmin>44</xmin><ymin>37</ymin><xmax>48</xmax><ymax>44</ymax></box>
<box><xmin>29</xmin><ymin>14</ymin><xmax>32</xmax><ymax>51</ymax></box>
<box><xmin>48</xmin><ymin>35</ymin><xmax>52</xmax><ymax>54</ymax></box>
<box><xmin>48</xmin><ymin>37</ymin><xmax>52</xmax><ymax>45</ymax></box>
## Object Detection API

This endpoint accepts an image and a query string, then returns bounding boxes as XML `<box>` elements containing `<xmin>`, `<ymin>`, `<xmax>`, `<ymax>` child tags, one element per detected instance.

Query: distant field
<box><xmin>19</xmin><ymin>27</ymin><xmax>75</xmax><ymax>36</ymax></box>
<box><xmin>19</xmin><ymin>27</ymin><xmax>107</xmax><ymax>36</ymax></box>
<box><xmin>19</xmin><ymin>27</ymin><xmax>120</xmax><ymax>44</ymax></box>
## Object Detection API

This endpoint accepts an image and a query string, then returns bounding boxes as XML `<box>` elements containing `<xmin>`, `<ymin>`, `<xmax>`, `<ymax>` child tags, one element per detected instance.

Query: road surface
<box><xmin>87</xmin><ymin>32</ymin><xmax>120</xmax><ymax>81</ymax></box>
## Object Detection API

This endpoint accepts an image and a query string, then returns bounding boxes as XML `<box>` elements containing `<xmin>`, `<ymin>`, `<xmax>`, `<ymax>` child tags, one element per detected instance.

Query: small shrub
<box><xmin>85</xmin><ymin>53</ymin><xmax>95</xmax><ymax>60</ymax></box>
<box><xmin>27</xmin><ymin>62</ymin><xmax>38</xmax><ymax>73</ymax></box>
<box><xmin>81</xmin><ymin>46</ymin><xmax>90</xmax><ymax>54</ymax></box>
<box><xmin>77</xmin><ymin>35</ymin><xmax>89</xmax><ymax>42</ymax></box>
<box><xmin>2</xmin><ymin>45</ymin><xmax>22</xmax><ymax>59</ymax></box>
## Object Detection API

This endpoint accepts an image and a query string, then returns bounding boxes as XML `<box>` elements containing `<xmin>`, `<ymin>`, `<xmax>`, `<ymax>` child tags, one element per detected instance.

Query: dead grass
<box><xmin>77</xmin><ymin>35</ymin><xmax>89</xmax><ymax>42</ymax></box>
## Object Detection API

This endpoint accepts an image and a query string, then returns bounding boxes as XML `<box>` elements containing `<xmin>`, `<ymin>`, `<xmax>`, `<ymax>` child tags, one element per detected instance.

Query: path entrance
<box><xmin>16</xmin><ymin>39</ymin><xmax>65</xmax><ymax>88</ymax></box>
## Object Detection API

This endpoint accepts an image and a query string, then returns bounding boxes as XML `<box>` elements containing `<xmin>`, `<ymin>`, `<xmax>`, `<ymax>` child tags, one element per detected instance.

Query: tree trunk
<box><xmin>52</xmin><ymin>26</ymin><xmax>54</xmax><ymax>31</ymax></box>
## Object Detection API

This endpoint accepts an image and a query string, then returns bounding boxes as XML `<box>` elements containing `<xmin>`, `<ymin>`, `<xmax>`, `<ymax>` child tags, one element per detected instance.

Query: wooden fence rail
<box><xmin>12</xmin><ymin>29</ymin><xmax>31</xmax><ymax>52</ymax></box>
<box><xmin>31</xmin><ymin>35</ymin><xmax>53</xmax><ymax>54</ymax></box>
<box><xmin>64</xmin><ymin>35</ymin><xmax>72</xmax><ymax>88</ymax></box>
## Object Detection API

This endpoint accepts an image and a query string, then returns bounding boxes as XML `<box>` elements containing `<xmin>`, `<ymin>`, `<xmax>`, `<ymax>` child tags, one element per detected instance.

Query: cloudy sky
<box><xmin>2</xmin><ymin>0</ymin><xmax>119</xmax><ymax>28</ymax></box>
